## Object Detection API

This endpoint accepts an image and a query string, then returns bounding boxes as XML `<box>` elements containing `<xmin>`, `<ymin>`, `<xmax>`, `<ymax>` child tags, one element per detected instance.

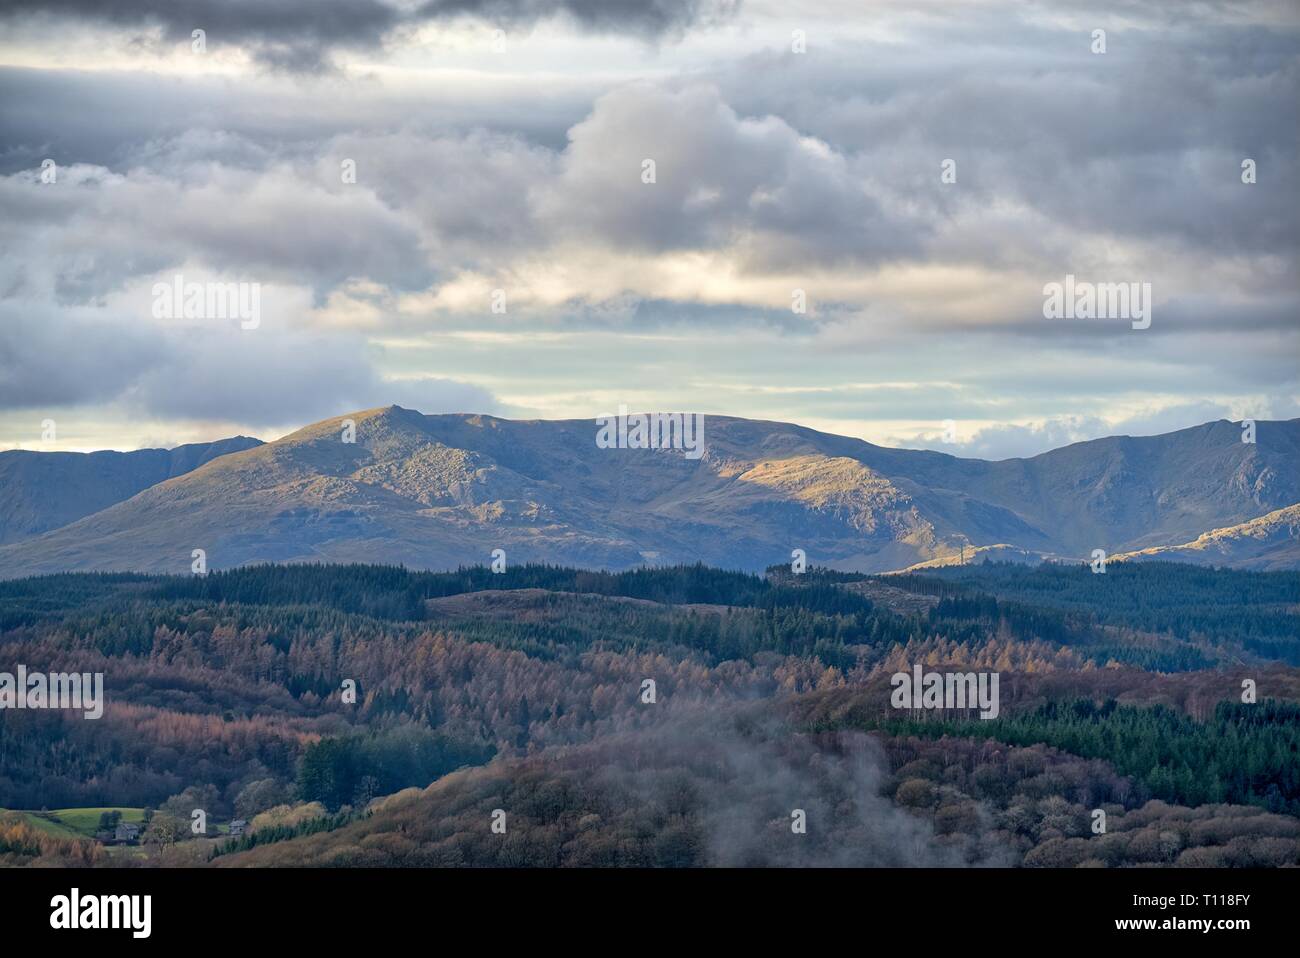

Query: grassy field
<box><xmin>0</xmin><ymin>806</ymin><xmax>145</xmax><ymax>839</ymax></box>
<box><xmin>0</xmin><ymin>809</ymin><xmax>81</xmax><ymax>838</ymax></box>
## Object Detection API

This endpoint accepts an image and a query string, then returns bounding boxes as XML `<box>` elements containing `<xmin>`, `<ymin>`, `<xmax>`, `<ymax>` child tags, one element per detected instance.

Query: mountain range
<box><xmin>0</xmin><ymin>407</ymin><xmax>1295</xmax><ymax>578</ymax></box>
<box><xmin>0</xmin><ymin>436</ymin><xmax>262</xmax><ymax>546</ymax></box>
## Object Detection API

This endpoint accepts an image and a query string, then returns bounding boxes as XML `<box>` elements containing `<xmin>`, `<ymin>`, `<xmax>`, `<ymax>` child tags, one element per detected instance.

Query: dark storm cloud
<box><xmin>0</xmin><ymin>0</ymin><xmax>738</xmax><ymax>69</ymax></box>
<box><xmin>0</xmin><ymin>0</ymin><xmax>404</xmax><ymax>70</ymax></box>
<box><xmin>416</xmin><ymin>0</ymin><xmax>737</xmax><ymax>37</ymax></box>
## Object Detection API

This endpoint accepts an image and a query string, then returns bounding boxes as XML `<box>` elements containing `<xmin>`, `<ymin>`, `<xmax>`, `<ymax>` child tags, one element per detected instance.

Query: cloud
<box><xmin>540</xmin><ymin>83</ymin><xmax>921</xmax><ymax>270</ymax></box>
<box><xmin>715</xmin><ymin>17</ymin><xmax>1300</xmax><ymax>265</ymax></box>
<box><xmin>1</xmin><ymin>0</ymin><xmax>1296</xmax><ymax>453</ymax></box>
<box><xmin>0</xmin><ymin>302</ymin><xmax>164</xmax><ymax>407</ymax></box>
<box><xmin>322</xmin><ymin>128</ymin><xmax>556</xmax><ymax>266</ymax></box>
<box><xmin>0</xmin><ymin>157</ymin><xmax>433</xmax><ymax>303</ymax></box>
<box><xmin>129</xmin><ymin>325</ymin><xmax>499</xmax><ymax>425</ymax></box>
<box><xmin>910</xmin><ymin>400</ymin><xmax>1300</xmax><ymax>461</ymax></box>
<box><xmin>1</xmin><ymin>0</ymin><xmax>405</xmax><ymax>71</ymax></box>
<box><xmin>1</xmin><ymin>85</ymin><xmax>926</xmax><ymax>307</ymax></box>
<box><xmin>0</xmin><ymin>274</ymin><xmax>499</xmax><ymax>429</ymax></box>
<box><xmin>0</xmin><ymin>65</ymin><xmax>592</xmax><ymax>176</ymax></box>
<box><xmin>418</xmin><ymin>0</ymin><xmax>738</xmax><ymax>38</ymax></box>
<box><xmin>0</xmin><ymin>0</ymin><xmax>739</xmax><ymax>70</ymax></box>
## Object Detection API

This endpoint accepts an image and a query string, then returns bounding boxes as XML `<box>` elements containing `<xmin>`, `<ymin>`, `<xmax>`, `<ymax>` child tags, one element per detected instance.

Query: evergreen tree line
<box><xmin>871</xmin><ymin>697</ymin><xmax>1300</xmax><ymax>814</ymax></box>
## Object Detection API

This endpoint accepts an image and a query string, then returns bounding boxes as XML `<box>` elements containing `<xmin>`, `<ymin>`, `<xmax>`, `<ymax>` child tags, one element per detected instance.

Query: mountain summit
<box><xmin>0</xmin><ymin>408</ymin><xmax>1295</xmax><ymax>578</ymax></box>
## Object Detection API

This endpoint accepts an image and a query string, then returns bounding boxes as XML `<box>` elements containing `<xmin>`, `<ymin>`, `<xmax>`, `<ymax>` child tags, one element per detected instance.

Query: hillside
<box><xmin>0</xmin><ymin>407</ymin><xmax>1294</xmax><ymax>577</ymax></box>
<box><xmin>0</xmin><ymin>436</ymin><xmax>262</xmax><ymax>545</ymax></box>
<box><xmin>1113</xmin><ymin>504</ymin><xmax>1300</xmax><ymax>571</ymax></box>
<box><xmin>2</xmin><ymin>561</ymin><xmax>1297</xmax><ymax>869</ymax></box>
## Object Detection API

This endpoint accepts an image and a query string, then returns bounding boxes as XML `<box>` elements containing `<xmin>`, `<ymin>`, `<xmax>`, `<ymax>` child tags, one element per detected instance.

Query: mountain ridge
<box><xmin>0</xmin><ymin>435</ymin><xmax>263</xmax><ymax>546</ymax></box>
<box><xmin>0</xmin><ymin>407</ymin><xmax>1294</xmax><ymax>578</ymax></box>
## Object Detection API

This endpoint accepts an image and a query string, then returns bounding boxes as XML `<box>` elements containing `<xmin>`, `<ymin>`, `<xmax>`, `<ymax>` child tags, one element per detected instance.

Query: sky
<box><xmin>0</xmin><ymin>0</ymin><xmax>1297</xmax><ymax>458</ymax></box>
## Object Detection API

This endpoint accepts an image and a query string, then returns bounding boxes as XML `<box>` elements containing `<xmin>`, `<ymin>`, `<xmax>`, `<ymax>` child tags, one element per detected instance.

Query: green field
<box><xmin>0</xmin><ymin>806</ymin><xmax>145</xmax><ymax>839</ymax></box>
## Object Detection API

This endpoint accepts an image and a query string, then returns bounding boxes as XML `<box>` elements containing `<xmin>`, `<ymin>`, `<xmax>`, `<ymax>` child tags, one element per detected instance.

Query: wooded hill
<box><xmin>1</xmin><ymin>560</ymin><xmax>1296</xmax><ymax>867</ymax></box>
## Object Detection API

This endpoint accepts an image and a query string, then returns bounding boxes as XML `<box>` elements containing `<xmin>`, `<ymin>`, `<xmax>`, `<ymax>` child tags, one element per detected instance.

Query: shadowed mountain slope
<box><xmin>0</xmin><ymin>436</ymin><xmax>262</xmax><ymax>545</ymax></box>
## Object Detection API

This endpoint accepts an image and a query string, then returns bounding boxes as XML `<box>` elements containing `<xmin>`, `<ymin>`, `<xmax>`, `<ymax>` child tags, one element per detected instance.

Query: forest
<box><xmin>0</xmin><ymin>560</ymin><xmax>1296</xmax><ymax>867</ymax></box>
<box><xmin>829</xmin><ymin>698</ymin><xmax>1300</xmax><ymax>814</ymax></box>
